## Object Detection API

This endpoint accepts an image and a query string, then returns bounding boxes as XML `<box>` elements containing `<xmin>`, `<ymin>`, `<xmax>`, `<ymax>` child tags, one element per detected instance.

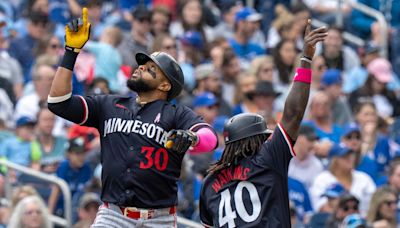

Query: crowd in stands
<box><xmin>0</xmin><ymin>0</ymin><xmax>400</xmax><ymax>227</ymax></box>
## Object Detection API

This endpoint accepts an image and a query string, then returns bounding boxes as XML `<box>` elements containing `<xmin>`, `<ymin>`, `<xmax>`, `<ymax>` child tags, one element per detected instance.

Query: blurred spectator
<box><xmin>0</xmin><ymin>18</ymin><xmax>23</xmax><ymax>102</ymax></box>
<box><xmin>305</xmin><ymin>91</ymin><xmax>343</xmax><ymax>143</ymax></box>
<box><xmin>310</xmin><ymin>55</ymin><xmax>327</xmax><ymax>91</ymax></box>
<box><xmin>343</xmin><ymin>42</ymin><xmax>381</xmax><ymax>94</ymax></box>
<box><xmin>0</xmin><ymin>116</ymin><xmax>41</xmax><ymax>173</ymax></box>
<box><xmin>353</xmin><ymin>101</ymin><xmax>396</xmax><ymax>174</ymax></box>
<box><xmin>245</xmin><ymin>81</ymin><xmax>281</xmax><ymax>120</ymax></box>
<box><xmin>213</xmin><ymin>0</ymin><xmax>243</xmax><ymax>40</ymax></box>
<box><xmin>325</xmin><ymin>193</ymin><xmax>361</xmax><ymax>228</ymax></box>
<box><xmin>229</xmin><ymin>7</ymin><xmax>264</xmax><ymax>64</ymax></box>
<box><xmin>208</xmin><ymin>37</ymin><xmax>230</xmax><ymax>69</ymax></box>
<box><xmin>84</xmin><ymin>26</ymin><xmax>123</xmax><ymax>93</ymax></box>
<box><xmin>320</xmin><ymin>69</ymin><xmax>353</xmax><ymax>126</ymax></box>
<box><xmin>170</xmin><ymin>0</ymin><xmax>215</xmax><ymax>42</ymax></box>
<box><xmin>151</xmin><ymin>33</ymin><xmax>178</xmax><ymax>60</ymax></box>
<box><xmin>118</xmin><ymin>5</ymin><xmax>152</xmax><ymax>67</ymax></box>
<box><xmin>266</xmin><ymin>4</ymin><xmax>294</xmax><ymax>50</ymax></box>
<box><xmin>88</xmin><ymin>77</ymin><xmax>111</xmax><ymax>95</ymax></box>
<box><xmin>73</xmin><ymin>192</ymin><xmax>101</xmax><ymax>228</ymax></box>
<box><xmin>0</xmin><ymin>89</ymin><xmax>13</xmax><ymax>129</ymax></box>
<box><xmin>150</xmin><ymin>5</ymin><xmax>172</xmax><ymax>37</ymax></box>
<box><xmin>288</xmin><ymin>176</ymin><xmax>313</xmax><ymax>225</ymax></box>
<box><xmin>349</xmin><ymin>58</ymin><xmax>400</xmax><ymax>119</ymax></box>
<box><xmin>272</xmin><ymin>39</ymin><xmax>298</xmax><ymax>92</ymax></box>
<box><xmin>34</xmin><ymin>106</ymin><xmax>68</xmax><ymax>174</ymax></box>
<box><xmin>249</xmin><ymin>55</ymin><xmax>275</xmax><ymax>82</ymax></box>
<box><xmin>86</xmin><ymin>0</ymin><xmax>106</xmax><ymax>41</ymax></box>
<box><xmin>177</xmin><ymin>156</ymin><xmax>199</xmax><ymax>219</ymax></box>
<box><xmin>220</xmin><ymin>48</ymin><xmax>241</xmax><ymax>107</ymax></box>
<box><xmin>33</xmin><ymin>33</ymin><xmax>63</xmax><ymax>59</ymax></box>
<box><xmin>310</xmin><ymin>143</ymin><xmax>376</xmax><ymax>216</ymax></box>
<box><xmin>14</xmin><ymin>62</ymin><xmax>55</xmax><ymax>121</ymax></box>
<box><xmin>232</xmin><ymin>72</ymin><xmax>258</xmax><ymax>115</ymax></box>
<box><xmin>387</xmin><ymin>159</ymin><xmax>400</xmax><ymax>221</ymax></box>
<box><xmin>341</xmin><ymin>122</ymin><xmax>380</xmax><ymax>183</ymax></box>
<box><xmin>308</xmin><ymin>183</ymin><xmax>345</xmax><ymax>227</ymax></box>
<box><xmin>192</xmin><ymin>92</ymin><xmax>219</xmax><ymax>125</ymax></box>
<box><xmin>7</xmin><ymin>195</ymin><xmax>52</xmax><ymax>228</ymax></box>
<box><xmin>48</xmin><ymin>137</ymin><xmax>92</xmax><ymax>220</ymax></box>
<box><xmin>210</xmin><ymin>115</ymin><xmax>228</xmax><ymax>162</ymax></box>
<box><xmin>289</xmin><ymin>125</ymin><xmax>323</xmax><ymax>188</ymax></box>
<box><xmin>10</xmin><ymin>185</ymin><xmax>39</xmax><ymax>209</ymax></box>
<box><xmin>179</xmin><ymin>30</ymin><xmax>207</xmax><ymax>90</ymax></box>
<box><xmin>316</xmin><ymin>26</ymin><xmax>360</xmax><ymax>77</ymax></box>
<box><xmin>367</xmin><ymin>186</ymin><xmax>397</xmax><ymax>227</ymax></box>
<box><xmin>9</xmin><ymin>11</ymin><xmax>49</xmax><ymax>83</ymax></box>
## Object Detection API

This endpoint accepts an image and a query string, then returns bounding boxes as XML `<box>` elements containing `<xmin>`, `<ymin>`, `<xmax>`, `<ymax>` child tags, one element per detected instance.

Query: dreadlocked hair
<box><xmin>208</xmin><ymin>134</ymin><xmax>268</xmax><ymax>174</ymax></box>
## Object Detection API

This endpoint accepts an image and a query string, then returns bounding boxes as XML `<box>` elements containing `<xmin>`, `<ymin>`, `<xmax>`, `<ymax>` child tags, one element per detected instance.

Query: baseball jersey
<box><xmin>48</xmin><ymin>94</ymin><xmax>208</xmax><ymax>208</ymax></box>
<box><xmin>199</xmin><ymin>123</ymin><xmax>295</xmax><ymax>228</ymax></box>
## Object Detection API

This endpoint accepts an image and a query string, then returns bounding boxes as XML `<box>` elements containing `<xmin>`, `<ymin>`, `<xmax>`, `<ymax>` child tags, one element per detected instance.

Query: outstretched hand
<box><xmin>302</xmin><ymin>19</ymin><xmax>327</xmax><ymax>59</ymax></box>
<box><xmin>65</xmin><ymin>7</ymin><xmax>91</xmax><ymax>52</ymax></box>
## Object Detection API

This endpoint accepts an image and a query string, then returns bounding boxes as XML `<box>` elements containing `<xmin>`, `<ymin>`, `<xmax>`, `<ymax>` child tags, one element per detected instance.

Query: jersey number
<box><xmin>139</xmin><ymin>146</ymin><xmax>169</xmax><ymax>171</ymax></box>
<box><xmin>218</xmin><ymin>181</ymin><xmax>261</xmax><ymax>228</ymax></box>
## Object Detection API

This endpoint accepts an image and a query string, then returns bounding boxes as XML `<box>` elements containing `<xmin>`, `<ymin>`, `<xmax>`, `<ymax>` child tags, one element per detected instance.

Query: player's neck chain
<box><xmin>136</xmin><ymin>96</ymin><xmax>148</xmax><ymax>106</ymax></box>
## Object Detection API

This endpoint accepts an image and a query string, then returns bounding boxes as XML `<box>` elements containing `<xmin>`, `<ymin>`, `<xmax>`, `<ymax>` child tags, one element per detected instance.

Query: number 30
<box><xmin>218</xmin><ymin>181</ymin><xmax>261</xmax><ymax>228</ymax></box>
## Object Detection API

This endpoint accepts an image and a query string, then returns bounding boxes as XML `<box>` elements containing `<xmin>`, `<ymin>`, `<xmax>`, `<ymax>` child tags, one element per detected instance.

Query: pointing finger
<box><xmin>82</xmin><ymin>7</ymin><xmax>88</xmax><ymax>25</ymax></box>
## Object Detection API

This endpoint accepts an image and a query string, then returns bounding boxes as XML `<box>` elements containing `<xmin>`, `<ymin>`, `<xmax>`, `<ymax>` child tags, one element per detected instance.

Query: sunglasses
<box><xmin>162</xmin><ymin>44</ymin><xmax>177</xmax><ymax>50</ymax></box>
<box><xmin>24</xmin><ymin>209</ymin><xmax>42</xmax><ymax>215</ymax></box>
<box><xmin>383</xmin><ymin>200</ymin><xmax>397</xmax><ymax>207</ymax></box>
<box><xmin>49</xmin><ymin>43</ymin><xmax>61</xmax><ymax>49</ymax></box>
<box><xmin>345</xmin><ymin>134</ymin><xmax>361</xmax><ymax>140</ymax></box>
<box><xmin>316</xmin><ymin>64</ymin><xmax>326</xmax><ymax>71</ymax></box>
<box><xmin>343</xmin><ymin>204</ymin><xmax>358</xmax><ymax>212</ymax></box>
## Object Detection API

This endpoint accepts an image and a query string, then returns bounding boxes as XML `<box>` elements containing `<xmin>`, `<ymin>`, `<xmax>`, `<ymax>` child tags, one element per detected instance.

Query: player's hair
<box><xmin>208</xmin><ymin>134</ymin><xmax>267</xmax><ymax>173</ymax></box>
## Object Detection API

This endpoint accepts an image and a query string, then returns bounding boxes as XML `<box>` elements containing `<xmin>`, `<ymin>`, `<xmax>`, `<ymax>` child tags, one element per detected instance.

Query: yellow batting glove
<box><xmin>65</xmin><ymin>7</ymin><xmax>91</xmax><ymax>53</ymax></box>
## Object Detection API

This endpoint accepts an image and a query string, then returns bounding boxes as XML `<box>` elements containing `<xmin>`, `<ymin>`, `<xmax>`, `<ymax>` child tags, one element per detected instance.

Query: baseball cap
<box><xmin>247</xmin><ymin>81</ymin><xmax>281</xmax><ymax>98</ymax></box>
<box><xmin>342</xmin><ymin>122</ymin><xmax>361</xmax><ymax>137</ymax></box>
<box><xmin>321</xmin><ymin>69</ymin><xmax>342</xmax><ymax>86</ymax></box>
<box><xmin>322</xmin><ymin>183</ymin><xmax>346</xmax><ymax>198</ymax></box>
<box><xmin>328</xmin><ymin>143</ymin><xmax>353</xmax><ymax>158</ymax></box>
<box><xmin>338</xmin><ymin>193</ymin><xmax>359</xmax><ymax>209</ymax></box>
<box><xmin>195</xmin><ymin>63</ymin><xmax>215</xmax><ymax>80</ymax></box>
<box><xmin>16</xmin><ymin>116</ymin><xmax>36</xmax><ymax>127</ymax></box>
<box><xmin>298</xmin><ymin>125</ymin><xmax>319</xmax><ymax>141</ymax></box>
<box><xmin>213</xmin><ymin>116</ymin><xmax>229</xmax><ymax>134</ymax></box>
<box><xmin>341</xmin><ymin>214</ymin><xmax>368</xmax><ymax>228</ymax></box>
<box><xmin>79</xmin><ymin>192</ymin><xmax>101</xmax><ymax>209</ymax></box>
<box><xmin>367</xmin><ymin>58</ymin><xmax>392</xmax><ymax>83</ymax></box>
<box><xmin>193</xmin><ymin>92</ymin><xmax>218</xmax><ymax>108</ymax></box>
<box><xmin>67</xmin><ymin>137</ymin><xmax>85</xmax><ymax>153</ymax></box>
<box><xmin>235</xmin><ymin>7</ymin><xmax>262</xmax><ymax>23</ymax></box>
<box><xmin>180</xmin><ymin>30</ymin><xmax>204</xmax><ymax>49</ymax></box>
<box><xmin>132</xmin><ymin>6</ymin><xmax>151</xmax><ymax>21</ymax></box>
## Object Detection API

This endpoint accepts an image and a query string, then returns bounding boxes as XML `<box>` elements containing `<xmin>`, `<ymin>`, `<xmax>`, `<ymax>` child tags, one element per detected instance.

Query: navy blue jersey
<box><xmin>199</xmin><ymin>123</ymin><xmax>295</xmax><ymax>228</ymax></box>
<box><xmin>48</xmin><ymin>94</ymin><xmax>208</xmax><ymax>208</ymax></box>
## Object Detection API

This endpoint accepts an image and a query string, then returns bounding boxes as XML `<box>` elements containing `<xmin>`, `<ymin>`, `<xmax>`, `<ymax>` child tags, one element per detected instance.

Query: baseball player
<box><xmin>47</xmin><ymin>8</ymin><xmax>218</xmax><ymax>227</ymax></box>
<box><xmin>199</xmin><ymin>20</ymin><xmax>327</xmax><ymax>228</ymax></box>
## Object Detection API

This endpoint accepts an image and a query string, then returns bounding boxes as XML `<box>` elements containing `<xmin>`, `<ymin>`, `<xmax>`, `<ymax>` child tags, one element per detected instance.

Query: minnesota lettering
<box><xmin>103</xmin><ymin>118</ymin><xmax>168</xmax><ymax>145</ymax></box>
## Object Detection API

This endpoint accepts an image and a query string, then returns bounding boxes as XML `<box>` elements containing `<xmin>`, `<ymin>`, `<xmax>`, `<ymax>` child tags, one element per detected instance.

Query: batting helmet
<box><xmin>223</xmin><ymin>113</ymin><xmax>273</xmax><ymax>144</ymax></box>
<box><xmin>135</xmin><ymin>52</ymin><xmax>184</xmax><ymax>100</ymax></box>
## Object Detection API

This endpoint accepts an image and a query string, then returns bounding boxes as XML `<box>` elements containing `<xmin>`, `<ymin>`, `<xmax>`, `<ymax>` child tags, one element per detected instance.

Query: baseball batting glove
<box><xmin>165</xmin><ymin>130</ymin><xmax>198</xmax><ymax>153</ymax></box>
<box><xmin>65</xmin><ymin>7</ymin><xmax>91</xmax><ymax>53</ymax></box>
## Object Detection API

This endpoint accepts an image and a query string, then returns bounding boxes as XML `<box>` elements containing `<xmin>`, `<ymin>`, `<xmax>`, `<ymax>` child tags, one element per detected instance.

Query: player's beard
<box><xmin>127</xmin><ymin>77</ymin><xmax>156</xmax><ymax>93</ymax></box>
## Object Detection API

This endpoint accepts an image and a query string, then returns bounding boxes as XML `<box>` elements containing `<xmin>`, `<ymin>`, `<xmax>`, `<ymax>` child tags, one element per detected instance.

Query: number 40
<box><xmin>219</xmin><ymin>181</ymin><xmax>261</xmax><ymax>228</ymax></box>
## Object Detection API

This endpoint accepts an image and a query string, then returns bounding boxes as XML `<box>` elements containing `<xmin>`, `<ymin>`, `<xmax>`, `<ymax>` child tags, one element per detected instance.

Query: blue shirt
<box><xmin>370</xmin><ymin>134</ymin><xmax>393</xmax><ymax>174</ymax></box>
<box><xmin>0</xmin><ymin>137</ymin><xmax>36</xmax><ymax>167</ymax></box>
<box><xmin>356</xmin><ymin>155</ymin><xmax>380</xmax><ymax>184</ymax></box>
<box><xmin>8</xmin><ymin>35</ymin><xmax>36</xmax><ymax>83</ymax></box>
<box><xmin>288</xmin><ymin>177</ymin><xmax>313</xmax><ymax>222</ymax></box>
<box><xmin>229</xmin><ymin>39</ymin><xmax>264</xmax><ymax>62</ymax></box>
<box><xmin>303</xmin><ymin>121</ymin><xmax>343</xmax><ymax>143</ymax></box>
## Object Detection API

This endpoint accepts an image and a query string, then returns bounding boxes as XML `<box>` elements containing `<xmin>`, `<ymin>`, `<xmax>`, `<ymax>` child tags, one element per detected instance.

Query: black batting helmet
<box><xmin>135</xmin><ymin>52</ymin><xmax>184</xmax><ymax>100</ymax></box>
<box><xmin>223</xmin><ymin>113</ymin><xmax>273</xmax><ymax>144</ymax></box>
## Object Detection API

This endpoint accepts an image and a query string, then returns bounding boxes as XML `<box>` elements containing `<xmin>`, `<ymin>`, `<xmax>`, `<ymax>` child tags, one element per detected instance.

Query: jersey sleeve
<box><xmin>253</xmin><ymin>123</ymin><xmax>295</xmax><ymax>175</ymax></box>
<box><xmin>199</xmin><ymin>184</ymin><xmax>214</xmax><ymax>228</ymax></box>
<box><xmin>174</xmin><ymin>105</ymin><xmax>207</xmax><ymax>130</ymax></box>
<box><xmin>48</xmin><ymin>95</ymin><xmax>104</xmax><ymax>128</ymax></box>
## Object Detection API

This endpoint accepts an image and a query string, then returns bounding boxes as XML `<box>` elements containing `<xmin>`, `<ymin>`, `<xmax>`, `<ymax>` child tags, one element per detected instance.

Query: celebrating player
<box><xmin>199</xmin><ymin>20</ymin><xmax>327</xmax><ymax>227</ymax></box>
<box><xmin>47</xmin><ymin>8</ymin><xmax>218</xmax><ymax>227</ymax></box>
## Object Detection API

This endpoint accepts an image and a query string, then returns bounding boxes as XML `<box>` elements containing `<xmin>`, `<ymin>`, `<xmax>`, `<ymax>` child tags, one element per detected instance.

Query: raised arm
<box><xmin>280</xmin><ymin>20</ymin><xmax>327</xmax><ymax>141</ymax></box>
<box><xmin>49</xmin><ymin>7</ymin><xmax>91</xmax><ymax>99</ymax></box>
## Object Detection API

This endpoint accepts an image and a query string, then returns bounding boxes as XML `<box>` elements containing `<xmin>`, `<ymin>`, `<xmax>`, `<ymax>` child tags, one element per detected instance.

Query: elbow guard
<box><xmin>190</xmin><ymin>127</ymin><xmax>218</xmax><ymax>154</ymax></box>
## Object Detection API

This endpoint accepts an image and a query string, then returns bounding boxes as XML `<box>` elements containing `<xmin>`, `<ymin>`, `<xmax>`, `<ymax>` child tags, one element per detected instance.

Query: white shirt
<box><xmin>288</xmin><ymin>154</ymin><xmax>324</xmax><ymax>189</ymax></box>
<box><xmin>310</xmin><ymin>170</ymin><xmax>376</xmax><ymax>216</ymax></box>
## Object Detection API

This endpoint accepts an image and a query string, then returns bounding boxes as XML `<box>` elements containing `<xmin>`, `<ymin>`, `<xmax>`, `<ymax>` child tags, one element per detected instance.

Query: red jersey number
<box><xmin>139</xmin><ymin>146</ymin><xmax>169</xmax><ymax>171</ymax></box>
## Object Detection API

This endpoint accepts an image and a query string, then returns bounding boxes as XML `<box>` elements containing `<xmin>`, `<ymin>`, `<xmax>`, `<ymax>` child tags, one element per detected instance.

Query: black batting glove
<box><xmin>165</xmin><ymin>130</ymin><xmax>198</xmax><ymax>153</ymax></box>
